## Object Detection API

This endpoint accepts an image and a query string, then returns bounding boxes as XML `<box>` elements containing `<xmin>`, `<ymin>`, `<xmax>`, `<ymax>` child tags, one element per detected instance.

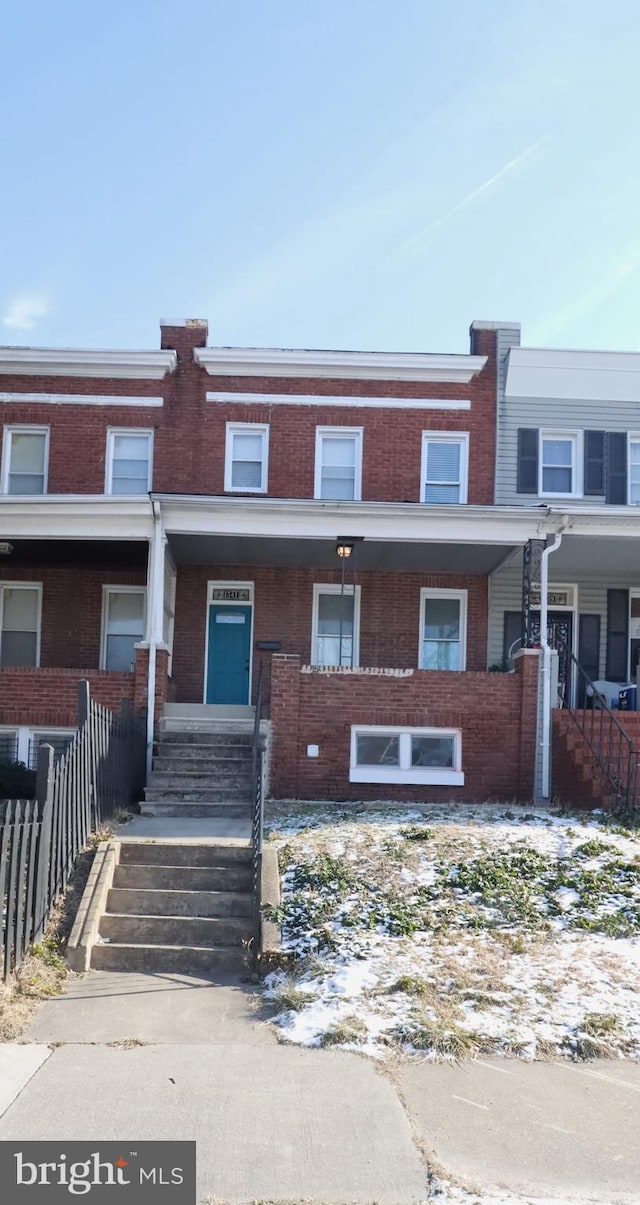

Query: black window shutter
<box><xmin>503</xmin><ymin>611</ymin><xmax>523</xmax><ymax>663</ymax></box>
<box><xmin>577</xmin><ymin>614</ymin><xmax>601</xmax><ymax>705</ymax></box>
<box><xmin>584</xmin><ymin>431</ymin><xmax>605</xmax><ymax>495</ymax></box>
<box><xmin>517</xmin><ymin>429</ymin><xmax>538</xmax><ymax>494</ymax></box>
<box><xmin>605</xmin><ymin>589</ymin><xmax>629</xmax><ymax>681</ymax></box>
<box><xmin>605</xmin><ymin>432</ymin><xmax>627</xmax><ymax>505</ymax></box>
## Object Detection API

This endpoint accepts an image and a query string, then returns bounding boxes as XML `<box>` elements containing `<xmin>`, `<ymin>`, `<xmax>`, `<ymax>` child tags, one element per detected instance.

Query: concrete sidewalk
<box><xmin>2</xmin><ymin>968</ymin><xmax>640</xmax><ymax>1203</ymax></box>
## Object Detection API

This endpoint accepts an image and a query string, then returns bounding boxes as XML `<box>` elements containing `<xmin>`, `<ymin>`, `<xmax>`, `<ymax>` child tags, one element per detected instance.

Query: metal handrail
<box><xmin>563</xmin><ymin>647</ymin><xmax>638</xmax><ymax>817</ymax></box>
<box><xmin>250</xmin><ymin>663</ymin><xmax>265</xmax><ymax>967</ymax></box>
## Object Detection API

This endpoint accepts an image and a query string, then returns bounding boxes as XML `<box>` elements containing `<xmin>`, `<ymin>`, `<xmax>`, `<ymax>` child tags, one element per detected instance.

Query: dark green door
<box><xmin>206</xmin><ymin>605</ymin><xmax>252</xmax><ymax>704</ymax></box>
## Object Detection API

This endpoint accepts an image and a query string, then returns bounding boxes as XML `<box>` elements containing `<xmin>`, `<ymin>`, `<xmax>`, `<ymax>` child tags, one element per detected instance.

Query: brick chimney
<box><xmin>160</xmin><ymin>317</ymin><xmax>208</xmax><ymax>359</ymax></box>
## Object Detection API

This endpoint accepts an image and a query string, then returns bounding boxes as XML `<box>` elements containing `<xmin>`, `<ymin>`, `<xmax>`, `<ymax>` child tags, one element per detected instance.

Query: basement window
<box><xmin>350</xmin><ymin>725</ymin><xmax>463</xmax><ymax>785</ymax></box>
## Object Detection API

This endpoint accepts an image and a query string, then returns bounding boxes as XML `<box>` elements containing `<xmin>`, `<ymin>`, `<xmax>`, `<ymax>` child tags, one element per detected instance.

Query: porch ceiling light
<box><xmin>336</xmin><ymin>541</ymin><xmax>354</xmax><ymax>559</ymax></box>
<box><xmin>0</xmin><ymin>541</ymin><xmax>13</xmax><ymax>555</ymax></box>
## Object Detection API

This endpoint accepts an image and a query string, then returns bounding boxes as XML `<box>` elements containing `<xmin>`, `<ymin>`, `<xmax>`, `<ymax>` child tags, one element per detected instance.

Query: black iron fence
<box><xmin>251</xmin><ymin>664</ymin><xmax>265</xmax><ymax>966</ymax></box>
<box><xmin>564</xmin><ymin>649</ymin><xmax>639</xmax><ymax>819</ymax></box>
<box><xmin>0</xmin><ymin>681</ymin><xmax>145</xmax><ymax>983</ymax></box>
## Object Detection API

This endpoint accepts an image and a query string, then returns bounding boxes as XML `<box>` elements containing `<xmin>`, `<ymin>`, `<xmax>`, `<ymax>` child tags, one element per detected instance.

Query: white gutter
<box><xmin>540</xmin><ymin>524</ymin><xmax>567</xmax><ymax>799</ymax></box>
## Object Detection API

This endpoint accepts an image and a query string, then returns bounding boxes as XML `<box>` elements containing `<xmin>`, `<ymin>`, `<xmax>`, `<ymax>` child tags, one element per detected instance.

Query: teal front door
<box><xmin>206</xmin><ymin>605</ymin><xmax>252</xmax><ymax>704</ymax></box>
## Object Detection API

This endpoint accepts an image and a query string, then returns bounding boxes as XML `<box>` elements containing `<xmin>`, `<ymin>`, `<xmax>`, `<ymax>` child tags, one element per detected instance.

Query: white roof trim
<box><xmin>206</xmin><ymin>390</ymin><xmax>471</xmax><ymax>411</ymax></box>
<box><xmin>0</xmin><ymin>392</ymin><xmax>163</xmax><ymax>407</ymax></box>
<box><xmin>506</xmin><ymin>346</ymin><xmax>640</xmax><ymax>402</ymax></box>
<box><xmin>194</xmin><ymin>347</ymin><xmax>487</xmax><ymax>383</ymax></box>
<box><xmin>0</xmin><ymin>348</ymin><xmax>177</xmax><ymax>380</ymax></box>
<box><xmin>0</xmin><ymin>495</ymin><xmax>153</xmax><ymax>540</ymax></box>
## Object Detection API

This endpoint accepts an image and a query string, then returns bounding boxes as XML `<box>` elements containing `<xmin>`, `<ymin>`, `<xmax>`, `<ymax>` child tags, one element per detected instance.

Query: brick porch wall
<box><xmin>0</xmin><ymin>668</ymin><xmax>135</xmax><ymax>727</ymax></box>
<box><xmin>171</xmin><ymin>564</ymin><xmax>489</xmax><ymax>706</ymax></box>
<box><xmin>269</xmin><ymin>650</ymin><xmax>540</xmax><ymax>803</ymax></box>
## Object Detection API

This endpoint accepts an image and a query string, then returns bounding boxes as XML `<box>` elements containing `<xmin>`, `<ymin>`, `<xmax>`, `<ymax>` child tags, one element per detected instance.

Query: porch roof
<box><xmin>156</xmin><ymin>496</ymin><xmax>548</xmax><ymax>573</ymax></box>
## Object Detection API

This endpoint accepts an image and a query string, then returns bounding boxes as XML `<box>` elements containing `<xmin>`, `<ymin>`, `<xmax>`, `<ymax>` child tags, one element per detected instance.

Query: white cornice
<box><xmin>194</xmin><ymin>347</ymin><xmax>487</xmax><ymax>384</ymax></box>
<box><xmin>0</xmin><ymin>392</ymin><xmax>163</xmax><ymax>407</ymax></box>
<box><xmin>0</xmin><ymin>496</ymin><xmax>153</xmax><ymax>540</ymax></box>
<box><xmin>0</xmin><ymin>348</ymin><xmax>177</xmax><ymax>380</ymax></box>
<box><xmin>206</xmin><ymin>390</ymin><xmax>471</xmax><ymax>411</ymax></box>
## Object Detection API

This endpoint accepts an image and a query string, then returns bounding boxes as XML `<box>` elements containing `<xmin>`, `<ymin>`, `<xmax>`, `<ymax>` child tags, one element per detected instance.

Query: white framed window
<box><xmin>628</xmin><ymin>435</ymin><xmax>640</xmax><ymax>505</ymax></box>
<box><xmin>106</xmin><ymin>429</ymin><xmax>153</xmax><ymax>494</ymax></box>
<box><xmin>419</xmin><ymin>588</ymin><xmax>467</xmax><ymax>671</ymax></box>
<box><xmin>0</xmin><ymin>727</ymin><xmax>19</xmax><ymax>762</ymax></box>
<box><xmin>350</xmin><ymin>725</ymin><xmax>463</xmax><ymax>785</ymax></box>
<box><xmin>28</xmin><ymin>729</ymin><xmax>76</xmax><ymax>769</ymax></box>
<box><xmin>421</xmin><ymin>432</ymin><xmax>468</xmax><ymax>504</ymax></box>
<box><xmin>314</xmin><ymin>427</ymin><xmax>363</xmax><ymax>500</ymax></box>
<box><xmin>539</xmin><ymin>431</ymin><xmax>582</xmax><ymax>497</ymax></box>
<box><xmin>311</xmin><ymin>583</ymin><xmax>361</xmax><ymax>667</ymax></box>
<box><xmin>100</xmin><ymin>587</ymin><xmax>146</xmax><ymax>671</ymax></box>
<box><xmin>0</xmin><ymin>583</ymin><xmax>42</xmax><ymax>668</ymax></box>
<box><xmin>1</xmin><ymin>426</ymin><xmax>49</xmax><ymax>494</ymax></box>
<box><xmin>224</xmin><ymin>423</ymin><xmax>269</xmax><ymax>493</ymax></box>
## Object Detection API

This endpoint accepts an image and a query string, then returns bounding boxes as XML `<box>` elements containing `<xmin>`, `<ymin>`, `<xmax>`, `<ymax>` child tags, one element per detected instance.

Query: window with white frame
<box><xmin>0</xmin><ymin>727</ymin><xmax>19</xmax><ymax>762</ymax></box>
<box><xmin>101</xmin><ymin>588</ymin><xmax>145</xmax><ymax>671</ymax></box>
<box><xmin>106</xmin><ymin>430</ymin><xmax>153</xmax><ymax>494</ymax></box>
<box><xmin>315</xmin><ymin>428</ymin><xmax>362</xmax><ymax>500</ymax></box>
<box><xmin>28</xmin><ymin>729</ymin><xmax>75</xmax><ymax>769</ymax></box>
<box><xmin>539</xmin><ymin>432</ymin><xmax>580</xmax><ymax>497</ymax></box>
<box><xmin>420</xmin><ymin>588</ymin><xmax>467</xmax><ymax>671</ymax></box>
<box><xmin>1</xmin><ymin>427</ymin><xmax>49</xmax><ymax>494</ymax></box>
<box><xmin>421</xmin><ymin>433</ymin><xmax>468</xmax><ymax>504</ymax></box>
<box><xmin>224</xmin><ymin>423</ymin><xmax>269</xmax><ymax>492</ymax></box>
<box><xmin>311</xmin><ymin>584</ymin><xmax>360</xmax><ymax>667</ymax></box>
<box><xmin>629</xmin><ymin>436</ymin><xmax>640</xmax><ymax>505</ymax></box>
<box><xmin>0</xmin><ymin>584</ymin><xmax>41</xmax><ymax>668</ymax></box>
<box><xmin>350</xmin><ymin>725</ymin><xmax>463</xmax><ymax>785</ymax></box>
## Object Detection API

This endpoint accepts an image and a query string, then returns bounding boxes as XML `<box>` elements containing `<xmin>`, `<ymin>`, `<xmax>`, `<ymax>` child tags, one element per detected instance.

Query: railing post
<box><xmin>78</xmin><ymin>678</ymin><xmax>90</xmax><ymax>727</ymax></box>
<box><xmin>34</xmin><ymin>743</ymin><xmax>54</xmax><ymax>941</ymax></box>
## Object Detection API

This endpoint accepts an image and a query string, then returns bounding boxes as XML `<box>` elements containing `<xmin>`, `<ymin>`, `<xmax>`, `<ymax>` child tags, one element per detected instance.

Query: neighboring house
<box><xmin>490</xmin><ymin>334</ymin><xmax>640</xmax><ymax>707</ymax></box>
<box><xmin>2</xmin><ymin>317</ymin><xmax>638</xmax><ymax>806</ymax></box>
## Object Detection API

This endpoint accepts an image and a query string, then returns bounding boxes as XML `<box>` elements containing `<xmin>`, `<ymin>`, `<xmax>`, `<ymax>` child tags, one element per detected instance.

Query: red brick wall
<box><xmin>269</xmin><ymin>651</ymin><xmax>538</xmax><ymax>803</ymax></box>
<box><xmin>1</xmin><ymin>326</ymin><xmax>498</xmax><ymax>503</ymax></box>
<box><xmin>171</xmin><ymin>564</ymin><xmax>489</xmax><ymax>705</ymax></box>
<box><xmin>0</xmin><ymin>563</ymin><xmax>146</xmax><ymax>668</ymax></box>
<box><xmin>0</xmin><ymin>668</ymin><xmax>135</xmax><ymax>727</ymax></box>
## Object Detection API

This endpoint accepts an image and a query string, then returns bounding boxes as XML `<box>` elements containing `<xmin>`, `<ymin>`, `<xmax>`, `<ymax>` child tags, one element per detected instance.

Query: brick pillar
<box><xmin>154</xmin><ymin>649</ymin><xmax>170</xmax><ymax>727</ymax></box>
<box><xmin>515</xmin><ymin>649</ymin><xmax>541</xmax><ymax>799</ymax></box>
<box><xmin>270</xmin><ymin>654</ymin><xmax>301</xmax><ymax>799</ymax></box>
<box><xmin>133</xmin><ymin>645</ymin><xmax>149</xmax><ymax>716</ymax></box>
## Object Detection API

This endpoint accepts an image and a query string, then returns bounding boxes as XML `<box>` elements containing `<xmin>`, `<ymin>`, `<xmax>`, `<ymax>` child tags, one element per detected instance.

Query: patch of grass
<box><xmin>270</xmin><ymin>979</ymin><xmax>316</xmax><ymax>1012</ymax></box>
<box><xmin>581</xmin><ymin>1011</ymin><xmax>622</xmax><ymax>1036</ymax></box>
<box><xmin>392</xmin><ymin>1011</ymin><xmax>479</xmax><ymax>1060</ymax></box>
<box><xmin>573</xmin><ymin>839</ymin><xmax>613</xmax><ymax>858</ymax></box>
<box><xmin>386</xmin><ymin>973</ymin><xmax>432</xmax><ymax>997</ymax></box>
<box><xmin>318</xmin><ymin>1015</ymin><xmax>368</xmax><ymax>1047</ymax></box>
<box><xmin>401</xmin><ymin>825</ymin><xmax>436</xmax><ymax>842</ymax></box>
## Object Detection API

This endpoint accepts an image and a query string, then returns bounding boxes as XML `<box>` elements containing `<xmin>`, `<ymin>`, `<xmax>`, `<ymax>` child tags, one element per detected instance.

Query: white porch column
<box><xmin>145</xmin><ymin>501</ymin><xmax>166</xmax><ymax>775</ymax></box>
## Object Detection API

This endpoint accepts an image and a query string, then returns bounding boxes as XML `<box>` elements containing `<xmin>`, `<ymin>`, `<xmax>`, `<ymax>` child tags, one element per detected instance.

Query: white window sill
<box><xmin>350</xmin><ymin>767</ymin><xmax>464</xmax><ymax>786</ymax></box>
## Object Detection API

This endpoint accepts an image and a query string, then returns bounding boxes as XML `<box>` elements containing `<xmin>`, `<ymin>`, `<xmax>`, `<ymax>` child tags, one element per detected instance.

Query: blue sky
<box><xmin>2</xmin><ymin>0</ymin><xmax>640</xmax><ymax>354</ymax></box>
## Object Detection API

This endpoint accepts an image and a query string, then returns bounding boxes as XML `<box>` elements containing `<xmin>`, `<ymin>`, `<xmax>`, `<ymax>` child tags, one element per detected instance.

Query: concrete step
<box><xmin>160</xmin><ymin>719</ymin><xmax>256</xmax><ymax>735</ymax></box>
<box><xmin>164</xmin><ymin>703</ymin><xmax>255</xmax><ymax>720</ymax></box>
<box><xmin>154</xmin><ymin>753</ymin><xmax>253</xmax><ymax>770</ymax></box>
<box><xmin>106</xmin><ymin>887</ymin><xmax>252</xmax><ymax>918</ymax></box>
<box><xmin>148</xmin><ymin>771</ymin><xmax>252</xmax><ymax>788</ymax></box>
<box><xmin>99</xmin><ymin>913</ymin><xmax>249</xmax><ymax>947</ymax></box>
<box><xmin>158</xmin><ymin>731</ymin><xmax>254</xmax><ymax>746</ymax></box>
<box><xmin>113</xmin><ymin>862</ymin><xmax>253</xmax><ymax>892</ymax></box>
<box><xmin>139</xmin><ymin>802</ymin><xmax>252</xmax><ymax>819</ymax></box>
<box><xmin>91</xmin><ymin>942</ymin><xmax>246</xmax><ymax>974</ymax></box>
<box><xmin>143</xmin><ymin>785</ymin><xmax>251</xmax><ymax>803</ymax></box>
<box><xmin>118</xmin><ymin>842</ymin><xmax>251</xmax><ymax>867</ymax></box>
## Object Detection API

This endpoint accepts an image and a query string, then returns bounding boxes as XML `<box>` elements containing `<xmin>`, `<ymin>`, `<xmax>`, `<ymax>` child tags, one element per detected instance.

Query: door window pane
<box><xmin>320</xmin><ymin>436</ymin><xmax>357</xmax><ymax>500</ymax></box>
<box><xmin>104</xmin><ymin>591</ymin><xmax>145</xmax><ymax>671</ymax></box>
<box><xmin>8</xmin><ymin>432</ymin><xmax>47</xmax><ymax>494</ymax></box>
<box><xmin>314</xmin><ymin>591</ymin><xmax>354</xmax><ymax>666</ymax></box>
<box><xmin>1</xmin><ymin>587</ymin><xmax>39</xmax><ymax>667</ymax></box>
<box><xmin>110</xmin><ymin>434</ymin><xmax>151</xmax><ymax>494</ymax></box>
<box><xmin>424</xmin><ymin>440</ymin><xmax>461</xmax><ymax>503</ymax></box>
<box><xmin>422</xmin><ymin>596</ymin><xmax>461</xmax><ymax>670</ymax></box>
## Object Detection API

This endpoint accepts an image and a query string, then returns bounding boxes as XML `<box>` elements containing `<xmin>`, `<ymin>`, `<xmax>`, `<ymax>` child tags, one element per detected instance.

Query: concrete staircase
<box><xmin>141</xmin><ymin>704</ymin><xmax>258</xmax><ymax>819</ymax></box>
<box><xmin>90</xmin><ymin>841</ymin><xmax>253</xmax><ymax>974</ymax></box>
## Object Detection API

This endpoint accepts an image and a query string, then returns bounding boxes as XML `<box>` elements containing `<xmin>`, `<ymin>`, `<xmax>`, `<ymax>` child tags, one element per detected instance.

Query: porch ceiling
<box><xmin>167</xmin><ymin>533</ymin><xmax>517</xmax><ymax>572</ymax></box>
<box><xmin>549</xmin><ymin>534</ymin><xmax>640</xmax><ymax>575</ymax></box>
<box><xmin>0</xmin><ymin>539</ymin><xmax>148</xmax><ymax>568</ymax></box>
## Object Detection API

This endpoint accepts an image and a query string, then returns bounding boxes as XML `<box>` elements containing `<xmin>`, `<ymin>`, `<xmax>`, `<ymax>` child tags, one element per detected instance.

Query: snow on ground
<box><xmin>263</xmin><ymin>804</ymin><xmax>640</xmax><ymax>1061</ymax></box>
<box><xmin>427</xmin><ymin>1181</ymin><xmax>601</xmax><ymax>1204</ymax></box>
